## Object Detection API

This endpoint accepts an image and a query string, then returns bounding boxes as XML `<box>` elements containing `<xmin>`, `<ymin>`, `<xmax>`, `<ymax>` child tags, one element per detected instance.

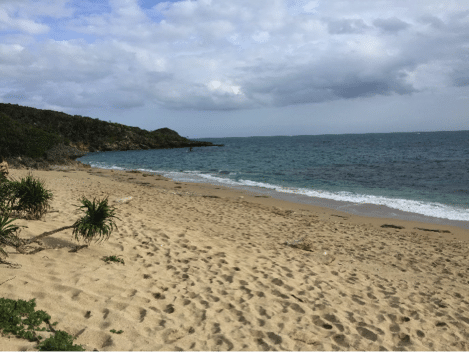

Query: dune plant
<box><xmin>9</xmin><ymin>173</ymin><xmax>53</xmax><ymax>220</ymax></box>
<box><xmin>0</xmin><ymin>173</ymin><xmax>53</xmax><ymax>219</ymax></box>
<box><xmin>0</xmin><ymin>211</ymin><xmax>23</xmax><ymax>258</ymax></box>
<box><xmin>0</xmin><ymin>173</ymin><xmax>51</xmax><ymax>257</ymax></box>
<box><xmin>0</xmin><ymin>297</ymin><xmax>85</xmax><ymax>351</ymax></box>
<box><xmin>21</xmin><ymin>196</ymin><xmax>120</xmax><ymax>248</ymax></box>
<box><xmin>0</xmin><ymin>178</ymin><xmax>17</xmax><ymax>215</ymax></box>
<box><xmin>102</xmin><ymin>255</ymin><xmax>125</xmax><ymax>265</ymax></box>
<box><xmin>71</xmin><ymin>197</ymin><xmax>119</xmax><ymax>244</ymax></box>
<box><xmin>110</xmin><ymin>329</ymin><xmax>124</xmax><ymax>334</ymax></box>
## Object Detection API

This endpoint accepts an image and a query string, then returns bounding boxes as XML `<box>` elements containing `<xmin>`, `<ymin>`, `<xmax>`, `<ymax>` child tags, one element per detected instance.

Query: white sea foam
<box><xmin>83</xmin><ymin>163</ymin><xmax>468</xmax><ymax>222</ymax></box>
<box><xmin>169</xmin><ymin>172</ymin><xmax>469</xmax><ymax>221</ymax></box>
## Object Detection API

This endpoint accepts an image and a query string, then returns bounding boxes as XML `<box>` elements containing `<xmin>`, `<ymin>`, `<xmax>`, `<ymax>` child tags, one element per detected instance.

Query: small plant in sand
<box><xmin>6</xmin><ymin>173</ymin><xmax>53</xmax><ymax>220</ymax></box>
<box><xmin>102</xmin><ymin>255</ymin><xmax>125</xmax><ymax>265</ymax></box>
<box><xmin>110</xmin><ymin>329</ymin><xmax>124</xmax><ymax>334</ymax></box>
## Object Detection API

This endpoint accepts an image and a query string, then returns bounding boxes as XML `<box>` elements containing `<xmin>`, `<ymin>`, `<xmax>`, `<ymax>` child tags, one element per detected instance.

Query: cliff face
<box><xmin>0</xmin><ymin>103</ymin><xmax>222</xmax><ymax>168</ymax></box>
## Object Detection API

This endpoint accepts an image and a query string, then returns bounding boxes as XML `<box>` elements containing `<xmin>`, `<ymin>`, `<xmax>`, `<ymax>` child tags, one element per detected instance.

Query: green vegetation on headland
<box><xmin>0</xmin><ymin>103</ymin><xmax>223</xmax><ymax>168</ymax></box>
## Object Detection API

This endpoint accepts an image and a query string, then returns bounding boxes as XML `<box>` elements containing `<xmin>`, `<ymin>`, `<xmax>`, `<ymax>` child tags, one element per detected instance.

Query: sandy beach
<box><xmin>0</xmin><ymin>166</ymin><xmax>468</xmax><ymax>351</ymax></box>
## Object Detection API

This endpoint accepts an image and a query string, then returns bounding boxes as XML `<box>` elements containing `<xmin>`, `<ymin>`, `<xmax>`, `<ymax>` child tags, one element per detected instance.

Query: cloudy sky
<box><xmin>1</xmin><ymin>0</ymin><xmax>468</xmax><ymax>138</ymax></box>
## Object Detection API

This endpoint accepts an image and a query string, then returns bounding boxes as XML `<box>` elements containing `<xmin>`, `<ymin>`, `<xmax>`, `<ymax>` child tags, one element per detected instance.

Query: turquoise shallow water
<box><xmin>78</xmin><ymin>131</ymin><xmax>469</xmax><ymax>222</ymax></box>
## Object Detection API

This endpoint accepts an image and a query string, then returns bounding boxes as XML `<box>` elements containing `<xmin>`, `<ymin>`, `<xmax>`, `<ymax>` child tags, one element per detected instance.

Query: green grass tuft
<box><xmin>110</xmin><ymin>329</ymin><xmax>124</xmax><ymax>334</ymax></box>
<box><xmin>102</xmin><ymin>255</ymin><xmax>125</xmax><ymax>265</ymax></box>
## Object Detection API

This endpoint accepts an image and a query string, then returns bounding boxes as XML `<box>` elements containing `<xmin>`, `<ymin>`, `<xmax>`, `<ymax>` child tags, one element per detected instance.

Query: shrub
<box><xmin>72</xmin><ymin>197</ymin><xmax>120</xmax><ymax>244</ymax></box>
<box><xmin>0</xmin><ymin>178</ymin><xmax>17</xmax><ymax>215</ymax></box>
<box><xmin>9</xmin><ymin>173</ymin><xmax>53</xmax><ymax>219</ymax></box>
<box><xmin>0</xmin><ymin>211</ymin><xmax>21</xmax><ymax>258</ymax></box>
<box><xmin>0</xmin><ymin>297</ymin><xmax>85</xmax><ymax>351</ymax></box>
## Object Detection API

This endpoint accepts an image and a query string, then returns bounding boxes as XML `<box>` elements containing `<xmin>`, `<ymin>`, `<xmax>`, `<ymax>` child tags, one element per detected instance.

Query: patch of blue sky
<box><xmin>138</xmin><ymin>0</ymin><xmax>182</xmax><ymax>22</ymax></box>
<box><xmin>138</xmin><ymin>0</ymin><xmax>181</xmax><ymax>10</ymax></box>
<box><xmin>67</xmin><ymin>0</ymin><xmax>112</xmax><ymax>17</ymax></box>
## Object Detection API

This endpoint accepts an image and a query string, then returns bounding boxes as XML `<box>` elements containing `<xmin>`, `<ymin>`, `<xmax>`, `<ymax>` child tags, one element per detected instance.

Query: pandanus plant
<box><xmin>0</xmin><ymin>174</ymin><xmax>120</xmax><ymax>351</ymax></box>
<box><xmin>23</xmin><ymin>196</ymin><xmax>120</xmax><ymax>246</ymax></box>
<box><xmin>0</xmin><ymin>172</ymin><xmax>120</xmax><ymax>257</ymax></box>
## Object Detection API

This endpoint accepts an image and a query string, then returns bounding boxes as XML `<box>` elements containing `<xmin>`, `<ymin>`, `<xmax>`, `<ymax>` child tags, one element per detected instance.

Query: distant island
<box><xmin>0</xmin><ymin>103</ymin><xmax>223</xmax><ymax>169</ymax></box>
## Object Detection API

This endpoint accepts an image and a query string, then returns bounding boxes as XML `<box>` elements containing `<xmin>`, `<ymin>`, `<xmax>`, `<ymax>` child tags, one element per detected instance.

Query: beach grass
<box><xmin>102</xmin><ymin>255</ymin><xmax>125</xmax><ymax>265</ymax></box>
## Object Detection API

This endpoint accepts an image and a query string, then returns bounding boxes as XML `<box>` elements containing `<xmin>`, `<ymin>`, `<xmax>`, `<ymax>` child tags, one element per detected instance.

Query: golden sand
<box><xmin>0</xmin><ymin>167</ymin><xmax>468</xmax><ymax>351</ymax></box>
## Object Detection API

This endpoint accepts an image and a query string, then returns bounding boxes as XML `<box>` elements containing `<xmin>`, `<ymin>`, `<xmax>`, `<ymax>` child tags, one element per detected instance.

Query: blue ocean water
<box><xmin>78</xmin><ymin>131</ymin><xmax>469</xmax><ymax>222</ymax></box>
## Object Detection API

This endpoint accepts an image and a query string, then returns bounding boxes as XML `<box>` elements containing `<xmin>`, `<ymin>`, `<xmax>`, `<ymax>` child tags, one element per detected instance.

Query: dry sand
<box><xmin>0</xmin><ymin>167</ymin><xmax>468</xmax><ymax>351</ymax></box>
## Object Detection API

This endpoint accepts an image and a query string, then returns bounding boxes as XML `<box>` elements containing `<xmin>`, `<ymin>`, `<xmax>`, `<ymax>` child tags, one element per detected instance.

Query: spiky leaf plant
<box><xmin>72</xmin><ymin>197</ymin><xmax>120</xmax><ymax>244</ymax></box>
<box><xmin>0</xmin><ymin>212</ymin><xmax>22</xmax><ymax>257</ymax></box>
<box><xmin>9</xmin><ymin>173</ymin><xmax>53</xmax><ymax>219</ymax></box>
<box><xmin>22</xmin><ymin>196</ymin><xmax>120</xmax><ymax>247</ymax></box>
<box><xmin>0</xmin><ymin>178</ymin><xmax>17</xmax><ymax>215</ymax></box>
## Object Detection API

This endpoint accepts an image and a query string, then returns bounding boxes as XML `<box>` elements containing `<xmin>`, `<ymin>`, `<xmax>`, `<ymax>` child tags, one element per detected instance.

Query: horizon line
<box><xmin>191</xmin><ymin>129</ymin><xmax>469</xmax><ymax>139</ymax></box>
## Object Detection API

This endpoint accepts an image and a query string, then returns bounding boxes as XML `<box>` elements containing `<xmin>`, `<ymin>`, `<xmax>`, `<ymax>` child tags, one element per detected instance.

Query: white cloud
<box><xmin>0</xmin><ymin>0</ymin><xmax>467</xmax><ymax>115</ymax></box>
<box><xmin>0</xmin><ymin>8</ymin><xmax>49</xmax><ymax>34</ymax></box>
<box><xmin>208</xmin><ymin>80</ymin><xmax>241</xmax><ymax>95</ymax></box>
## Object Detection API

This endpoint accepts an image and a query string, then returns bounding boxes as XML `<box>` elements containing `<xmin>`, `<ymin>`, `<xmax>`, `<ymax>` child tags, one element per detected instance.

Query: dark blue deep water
<box><xmin>78</xmin><ymin>131</ymin><xmax>469</xmax><ymax>221</ymax></box>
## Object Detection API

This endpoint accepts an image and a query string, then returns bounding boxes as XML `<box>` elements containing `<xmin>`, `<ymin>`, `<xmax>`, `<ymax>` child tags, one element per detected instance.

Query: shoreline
<box><xmin>1</xmin><ymin>166</ymin><xmax>468</xmax><ymax>351</ymax></box>
<box><xmin>81</xmin><ymin>167</ymin><xmax>469</xmax><ymax>241</ymax></box>
<box><xmin>202</xmin><ymin>182</ymin><xmax>469</xmax><ymax>230</ymax></box>
<box><xmin>74</xmin><ymin>161</ymin><xmax>469</xmax><ymax>229</ymax></box>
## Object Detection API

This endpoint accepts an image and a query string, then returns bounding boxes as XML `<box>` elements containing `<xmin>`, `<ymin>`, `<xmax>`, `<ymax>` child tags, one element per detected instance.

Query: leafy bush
<box><xmin>0</xmin><ymin>297</ymin><xmax>85</xmax><ymax>351</ymax></box>
<box><xmin>8</xmin><ymin>173</ymin><xmax>53</xmax><ymax>220</ymax></box>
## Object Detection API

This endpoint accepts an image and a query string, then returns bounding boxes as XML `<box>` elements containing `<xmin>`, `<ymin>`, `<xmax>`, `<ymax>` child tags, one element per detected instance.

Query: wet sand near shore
<box><xmin>89</xmin><ymin>167</ymin><xmax>469</xmax><ymax>240</ymax></box>
<box><xmin>0</xmin><ymin>166</ymin><xmax>468</xmax><ymax>351</ymax></box>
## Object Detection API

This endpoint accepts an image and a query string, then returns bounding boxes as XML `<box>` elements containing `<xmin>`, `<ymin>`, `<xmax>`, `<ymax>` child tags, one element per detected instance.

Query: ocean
<box><xmin>77</xmin><ymin>131</ymin><xmax>469</xmax><ymax>225</ymax></box>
